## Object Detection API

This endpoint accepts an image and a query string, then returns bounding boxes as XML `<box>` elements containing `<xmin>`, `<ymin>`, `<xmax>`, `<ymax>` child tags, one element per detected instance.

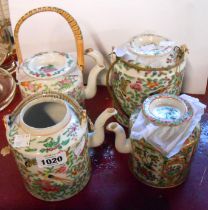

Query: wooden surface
<box><xmin>0</xmin><ymin>86</ymin><xmax>208</xmax><ymax>210</ymax></box>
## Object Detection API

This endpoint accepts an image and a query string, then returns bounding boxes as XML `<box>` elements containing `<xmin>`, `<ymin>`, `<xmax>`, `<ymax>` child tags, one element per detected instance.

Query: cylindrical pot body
<box><xmin>17</xmin><ymin>52</ymin><xmax>85</xmax><ymax>104</ymax></box>
<box><xmin>4</xmin><ymin>93</ymin><xmax>91</xmax><ymax>201</ymax></box>
<box><xmin>14</xmin><ymin>7</ymin><xmax>105</xmax><ymax>105</ymax></box>
<box><xmin>128</xmin><ymin>109</ymin><xmax>200</xmax><ymax>188</ymax></box>
<box><xmin>107</xmin><ymin>34</ymin><xmax>188</xmax><ymax>126</ymax></box>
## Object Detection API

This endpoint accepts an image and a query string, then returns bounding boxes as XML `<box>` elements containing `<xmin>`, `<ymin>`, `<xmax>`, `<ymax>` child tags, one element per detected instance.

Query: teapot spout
<box><xmin>84</xmin><ymin>48</ymin><xmax>105</xmax><ymax>99</ymax></box>
<box><xmin>106</xmin><ymin>122</ymin><xmax>132</xmax><ymax>153</ymax></box>
<box><xmin>87</xmin><ymin>108</ymin><xmax>117</xmax><ymax>148</ymax></box>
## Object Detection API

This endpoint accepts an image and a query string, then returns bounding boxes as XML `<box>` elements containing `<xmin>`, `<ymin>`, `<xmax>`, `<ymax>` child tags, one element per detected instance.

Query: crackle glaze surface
<box><xmin>5</xmin><ymin>101</ymin><xmax>91</xmax><ymax>201</ymax></box>
<box><xmin>17</xmin><ymin>52</ymin><xmax>85</xmax><ymax>104</ymax></box>
<box><xmin>129</xmin><ymin>110</ymin><xmax>200</xmax><ymax>188</ymax></box>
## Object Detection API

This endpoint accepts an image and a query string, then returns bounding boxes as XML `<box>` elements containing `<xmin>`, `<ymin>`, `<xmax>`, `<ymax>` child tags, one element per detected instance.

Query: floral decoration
<box><xmin>110</xmin><ymin>57</ymin><xmax>186</xmax><ymax>127</ymax></box>
<box><xmin>129</xmin><ymin>109</ymin><xmax>200</xmax><ymax>188</ymax></box>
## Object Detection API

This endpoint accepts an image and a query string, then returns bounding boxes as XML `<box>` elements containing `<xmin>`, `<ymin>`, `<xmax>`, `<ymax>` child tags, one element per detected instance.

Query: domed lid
<box><xmin>21</xmin><ymin>51</ymin><xmax>76</xmax><ymax>79</ymax></box>
<box><xmin>142</xmin><ymin>94</ymin><xmax>193</xmax><ymax>126</ymax></box>
<box><xmin>0</xmin><ymin>67</ymin><xmax>16</xmax><ymax>110</ymax></box>
<box><xmin>5</xmin><ymin>92</ymin><xmax>88</xmax><ymax>156</ymax></box>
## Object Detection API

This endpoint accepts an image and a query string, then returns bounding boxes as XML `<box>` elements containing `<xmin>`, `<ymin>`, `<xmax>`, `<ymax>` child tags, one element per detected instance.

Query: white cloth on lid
<box><xmin>130</xmin><ymin>94</ymin><xmax>206</xmax><ymax>158</ymax></box>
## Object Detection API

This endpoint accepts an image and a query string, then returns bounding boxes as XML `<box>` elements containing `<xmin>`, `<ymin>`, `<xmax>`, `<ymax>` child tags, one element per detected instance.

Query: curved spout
<box><xmin>106</xmin><ymin>122</ymin><xmax>132</xmax><ymax>153</ymax></box>
<box><xmin>84</xmin><ymin>48</ymin><xmax>105</xmax><ymax>99</ymax></box>
<box><xmin>87</xmin><ymin>108</ymin><xmax>117</xmax><ymax>148</ymax></box>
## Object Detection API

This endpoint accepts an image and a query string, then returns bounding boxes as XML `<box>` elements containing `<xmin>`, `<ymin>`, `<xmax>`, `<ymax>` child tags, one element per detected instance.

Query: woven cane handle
<box><xmin>14</xmin><ymin>7</ymin><xmax>84</xmax><ymax>70</ymax></box>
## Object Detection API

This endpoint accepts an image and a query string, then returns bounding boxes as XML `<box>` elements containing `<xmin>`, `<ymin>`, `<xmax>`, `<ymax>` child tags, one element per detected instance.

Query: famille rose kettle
<box><xmin>15</xmin><ymin>7</ymin><xmax>105</xmax><ymax>103</ymax></box>
<box><xmin>2</xmin><ymin>92</ymin><xmax>117</xmax><ymax>201</ymax></box>
<box><xmin>107</xmin><ymin>33</ymin><xmax>188</xmax><ymax>126</ymax></box>
<box><xmin>107</xmin><ymin>94</ymin><xmax>201</xmax><ymax>188</ymax></box>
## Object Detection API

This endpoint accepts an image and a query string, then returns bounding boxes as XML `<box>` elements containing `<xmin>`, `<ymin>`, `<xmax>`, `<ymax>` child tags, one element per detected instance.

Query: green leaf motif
<box><xmin>61</xmin><ymin>138</ymin><xmax>70</xmax><ymax>146</ymax></box>
<box><xmin>38</xmin><ymin>137</ymin><xmax>53</xmax><ymax>143</ymax></box>
<box><xmin>44</xmin><ymin>141</ymin><xmax>54</xmax><ymax>148</ymax></box>
<box><xmin>40</xmin><ymin>148</ymin><xmax>46</xmax><ymax>153</ymax></box>
<box><xmin>24</xmin><ymin>148</ymin><xmax>37</xmax><ymax>152</ymax></box>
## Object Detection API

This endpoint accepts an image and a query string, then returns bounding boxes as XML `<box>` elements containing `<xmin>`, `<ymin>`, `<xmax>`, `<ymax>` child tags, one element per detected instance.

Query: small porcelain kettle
<box><xmin>14</xmin><ymin>7</ymin><xmax>105</xmax><ymax>103</ymax></box>
<box><xmin>107</xmin><ymin>94</ymin><xmax>200</xmax><ymax>188</ymax></box>
<box><xmin>3</xmin><ymin>92</ymin><xmax>117</xmax><ymax>201</ymax></box>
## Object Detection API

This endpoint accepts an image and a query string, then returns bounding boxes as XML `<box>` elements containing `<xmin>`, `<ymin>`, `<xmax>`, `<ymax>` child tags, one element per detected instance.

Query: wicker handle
<box><xmin>14</xmin><ymin>7</ymin><xmax>84</xmax><ymax>70</ymax></box>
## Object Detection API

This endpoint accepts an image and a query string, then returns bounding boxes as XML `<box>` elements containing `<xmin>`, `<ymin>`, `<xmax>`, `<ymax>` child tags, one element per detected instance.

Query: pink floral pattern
<box><xmin>110</xmin><ymin>58</ymin><xmax>185</xmax><ymax>127</ymax></box>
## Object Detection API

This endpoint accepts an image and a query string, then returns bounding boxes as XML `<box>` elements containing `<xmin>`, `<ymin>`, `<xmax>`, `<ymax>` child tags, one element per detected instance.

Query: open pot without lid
<box><xmin>19</xmin><ymin>51</ymin><xmax>77</xmax><ymax>80</ymax></box>
<box><xmin>5</xmin><ymin>92</ymin><xmax>90</xmax><ymax>157</ymax></box>
<box><xmin>113</xmin><ymin>33</ymin><xmax>186</xmax><ymax>68</ymax></box>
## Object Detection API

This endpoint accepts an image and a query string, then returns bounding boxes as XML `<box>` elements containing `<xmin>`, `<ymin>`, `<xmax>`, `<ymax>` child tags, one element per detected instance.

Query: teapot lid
<box><xmin>142</xmin><ymin>94</ymin><xmax>193</xmax><ymax>126</ymax></box>
<box><xmin>21</xmin><ymin>51</ymin><xmax>76</xmax><ymax>79</ymax></box>
<box><xmin>5</xmin><ymin>92</ymin><xmax>88</xmax><ymax>156</ymax></box>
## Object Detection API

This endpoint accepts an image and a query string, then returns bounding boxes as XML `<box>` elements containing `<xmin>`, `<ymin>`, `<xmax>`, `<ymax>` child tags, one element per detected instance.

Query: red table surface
<box><xmin>0</xmin><ymin>86</ymin><xmax>208</xmax><ymax>210</ymax></box>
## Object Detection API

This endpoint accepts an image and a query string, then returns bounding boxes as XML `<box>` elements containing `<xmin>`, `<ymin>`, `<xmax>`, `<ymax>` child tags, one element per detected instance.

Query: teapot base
<box><xmin>24</xmin><ymin>172</ymin><xmax>91</xmax><ymax>201</ymax></box>
<box><xmin>128</xmin><ymin>162</ymin><xmax>188</xmax><ymax>189</ymax></box>
<box><xmin>128</xmin><ymin>125</ymin><xmax>200</xmax><ymax>188</ymax></box>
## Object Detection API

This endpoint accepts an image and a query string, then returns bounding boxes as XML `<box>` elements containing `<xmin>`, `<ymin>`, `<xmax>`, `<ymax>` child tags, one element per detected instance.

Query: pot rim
<box><xmin>19</xmin><ymin>97</ymin><xmax>71</xmax><ymax>136</ymax></box>
<box><xmin>142</xmin><ymin>93</ymin><xmax>193</xmax><ymax>126</ymax></box>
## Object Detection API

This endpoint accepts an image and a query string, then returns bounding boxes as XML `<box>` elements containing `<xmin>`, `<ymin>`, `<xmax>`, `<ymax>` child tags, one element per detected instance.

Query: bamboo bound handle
<box><xmin>14</xmin><ymin>7</ymin><xmax>84</xmax><ymax>70</ymax></box>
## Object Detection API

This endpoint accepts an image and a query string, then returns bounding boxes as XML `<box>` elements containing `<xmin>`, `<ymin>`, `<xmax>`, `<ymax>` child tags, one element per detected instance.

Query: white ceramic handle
<box><xmin>87</xmin><ymin>108</ymin><xmax>117</xmax><ymax>148</ymax></box>
<box><xmin>85</xmin><ymin>48</ymin><xmax>104</xmax><ymax>65</ymax></box>
<box><xmin>84</xmin><ymin>48</ymin><xmax>105</xmax><ymax>99</ymax></box>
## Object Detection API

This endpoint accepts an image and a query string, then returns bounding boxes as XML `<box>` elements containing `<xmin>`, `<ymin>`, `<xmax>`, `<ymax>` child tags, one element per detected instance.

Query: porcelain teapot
<box><xmin>14</xmin><ymin>7</ymin><xmax>105</xmax><ymax>103</ymax></box>
<box><xmin>107</xmin><ymin>33</ymin><xmax>188</xmax><ymax>126</ymax></box>
<box><xmin>107</xmin><ymin>94</ymin><xmax>200</xmax><ymax>188</ymax></box>
<box><xmin>3</xmin><ymin>92</ymin><xmax>117</xmax><ymax>201</ymax></box>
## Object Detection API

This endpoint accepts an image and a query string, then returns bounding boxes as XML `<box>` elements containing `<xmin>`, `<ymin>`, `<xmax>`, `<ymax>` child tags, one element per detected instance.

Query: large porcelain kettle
<box><xmin>107</xmin><ymin>33</ymin><xmax>188</xmax><ymax>126</ymax></box>
<box><xmin>15</xmin><ymin>7</ymin><xmax>105</xmax><ymax>103</ymax></box>
<box><xmin>3</xmin><ymin>92</ymin><xmax>117</xmax><ymax>201</ymax></box>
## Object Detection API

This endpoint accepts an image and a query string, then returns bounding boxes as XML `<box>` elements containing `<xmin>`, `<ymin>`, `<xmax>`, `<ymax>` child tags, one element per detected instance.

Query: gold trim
<box><xmin>14</xmin><ymin>7</ymin><xmax>84</xmax><ymax>70</ymax></box>
<box><xmin>106</xmin><ymin>45</ymin><xmax>188</xmax><ymax>121</ymax></box>
<box><xmin>132</xmin><ymin>169</ymin><xmax>187</xmax><ymax>189</ymax></box>
<box><xmin>128</xmin><ymin>158</ymin><xmax>188</xmax><ymax>189</ymax></box>
<box><xmin>118</xmin><ymin>46</ymin><xmax>187</xmax><ymax>72</ymax></box>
